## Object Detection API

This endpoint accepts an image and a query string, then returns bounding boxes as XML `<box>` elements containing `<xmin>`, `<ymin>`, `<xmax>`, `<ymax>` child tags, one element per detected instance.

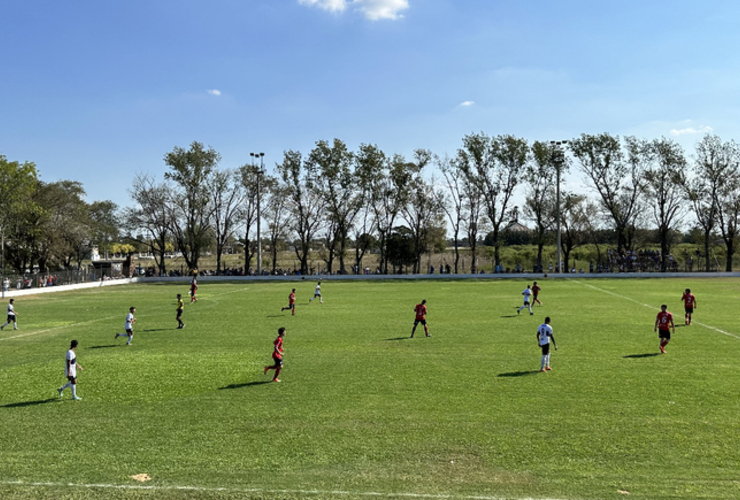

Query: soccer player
<box><xmin>654</xmin><ymin>304</ymin><xmax>675</xmax><ymax>354</ymax></box>
<box><xmin>264</xmin><ymin>327</ymin><xmax>285</xmax><ymax>382</ymax></box>
<box><xmin>281</xmin><ymin>289</ymin><xmax>296</xmax><ymax>315</ymax></box>
<box><xmin>115</xmin><ymin>307</ymin><xmax>136</xmax><ymax>345</ymax></box>
<box><xmin>681</xmin><ymin>288</ymin><xmax>697</xmax><ymax>325</ymax></box>
<box><xmin>517</xmin><ymin>285</ymin><xmax>533</xmax><ymax>315</ymax></box>
<box><xmin>190</xmin><ymin>277</ymin><xmax>198</xmax><ymax>303</ymax></box>
<box><xmin>176</xmin><ymin>294</ymin><xmax>185</xmax><ymax>329</ymax></box>
<box><xmin>532</xmin><ymin>281</ymin><xmax>542</xmax><ymax>306</ymax></box>
<box><xmin>411</xmin><ymin>299</ymin><xmax>430</xmax><ymax>338</ymax></box>
<box><xmin>537</xmin><ymin>317</ymin><xmax>557</xmax><ymax>372</ymax></box>
<box><xmin>309</xmin><ymin>282</ymin><xmax>323</xmax><ymax>304</ymax></box>
<box><xmin>1</xmin><ymin>298</ymin><xmax>18</xmax><ymax>330</ymax></box>
<box><xmin>57</xmin><ymin>339</ymin><xmax>83</xmax><ymax>400</ymax></box>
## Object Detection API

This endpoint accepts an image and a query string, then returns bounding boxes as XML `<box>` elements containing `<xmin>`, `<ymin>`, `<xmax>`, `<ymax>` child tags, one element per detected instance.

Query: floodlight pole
<box><xmin>251</xmin><ymin>152</ymin><xmax>265</xmax><ymax>275</ymax></box>
<box><xmin>550</xmin><ymin>141</ymin><xmax>568</xmax><ymax>274</ymax></box>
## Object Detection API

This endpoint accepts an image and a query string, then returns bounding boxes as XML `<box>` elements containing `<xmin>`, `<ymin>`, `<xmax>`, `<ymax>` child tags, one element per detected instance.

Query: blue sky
<box><xmin>2</xmin><ymin>0</ymin><xmax>739</xmax><ymax>207</ymax></box>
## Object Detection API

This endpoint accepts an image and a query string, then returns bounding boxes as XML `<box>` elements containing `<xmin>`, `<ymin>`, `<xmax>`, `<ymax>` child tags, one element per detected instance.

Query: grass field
<box><xmin>1</xmin><ymin>277</ymin><xmax>739</xmax><ymax>500</ymax></box>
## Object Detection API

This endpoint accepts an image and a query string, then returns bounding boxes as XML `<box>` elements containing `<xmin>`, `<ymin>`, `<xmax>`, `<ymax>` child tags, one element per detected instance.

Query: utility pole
<box><xmin>550</xmin><ymin>141</ymin><xmax>568</xmax><ymax>273</ymax></box>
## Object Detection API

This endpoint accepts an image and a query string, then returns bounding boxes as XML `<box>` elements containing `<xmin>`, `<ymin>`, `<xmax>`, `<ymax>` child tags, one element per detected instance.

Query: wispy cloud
<box><xmin>298</xmin><ymin>0</ymin><xmax>409</xmax><ymax>20</ymax></box>
<box><xmin>670</xmin><ymin>125</ymin><xmax>712</xmax><ymax>136</ymax></box>
<box><xmin>459</xmin><ymin>101</ymin><xmax>475</xmax><ymax>107</ymax></box>
<box><xmin>207</xmin><ymin>89</ymin><xmax>222</xmax><ymax>96</ymax></box>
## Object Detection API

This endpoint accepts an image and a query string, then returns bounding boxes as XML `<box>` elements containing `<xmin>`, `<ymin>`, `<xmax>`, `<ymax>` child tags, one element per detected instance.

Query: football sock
<box><xmin>71</xmin><ymin>384</ymin><xmax>77</xmax><ymax>398</ymax></box>
<box><xmin>1</xmin><ymin>322</ymin><xmax>8</xmax><ymax>329</ymax></box>
<box><xmin>61</xmin><ymin>382</ymin><xmax>72</xmax><ymax>391</ymax></box>
<box><xmin>546</xmin><ymin>354</ymin><xmax>551</xmax><ymax>367</ymax></box>
<box><xmin>273</xmin><ymin>367</ymin><xmax>281</xmax><ymax>379</ymax></box>
<box><xmin>528</xmin><ymin>305</ymin><xmax>532</xmax><ymax>313</ymax></box>
<box><xmin>541</xmin><ymin>355</ymin><xmax>547</xmax><ymax>370</ymax></box>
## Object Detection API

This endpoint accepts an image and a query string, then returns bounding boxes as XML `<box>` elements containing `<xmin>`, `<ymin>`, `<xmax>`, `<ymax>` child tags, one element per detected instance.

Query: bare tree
<box><xmin>570</xmin><ymin>133</ymin><xmax>645</xmax><ymax>253</ymax></box>
<box><xmin>210</xmin><ymin>169</ymin><xmax>245</xmax><ymax>274</ymax></box>
<box><xmin>435</xmin><ymin>155</ymin><xmax>464</xmax><ymax>273</ymax></box>
<box><xmin>126</xmin><ymin>174</ymin><xmax>171</xmax><ymax>275</ymax></box>
<box><xmin>352</xmin><ymin>144</ymin><xmax>384</xmax><ymax>273</ymax></box>
<box><xmin>524</xmin><ymin>141</ymin><xmax>560</xmax><ymax>269</ymax></box>
<box><xmin>277</xmin><ymin>150</ymin><xmax>325</xmax><ymax>274</ymax></box>
<box><xmin>263</xmin><ymin>184</ymin><xmax>290</xmax><ymax>274</ymax></box>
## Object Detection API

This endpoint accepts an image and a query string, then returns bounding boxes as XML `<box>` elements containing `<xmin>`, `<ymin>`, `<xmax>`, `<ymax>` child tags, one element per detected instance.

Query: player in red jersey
<box><xmin>264</xmin><ymin>327</ymin><xmax>285</xmax><ymax>382</ymax></box>
<box><xmin>681</xmin><ymin>288</ymin><xmax>697</xmax><ymax>325</ymax></box>
<box><xmin>189</xmin><ymin>276</ymin><xmax>198</xmax><ymax>303</ymax></box>
<box><xmin>654</xmin><ymin>304</ymin><xmax>675</xmax><ymax>354</ymax></box>
<box><xmin>532</xmin><ymin>281</ymin><xmax>542</xmax><ymax>306</ymax></box>
<box><xmin>281</xmin><ymin>289</ymin><xmax>296</xmax><ymax>315</ymax></box>
<box><xmin>411</xmin><ymin>299</ymin><xmax>430</xmax><ymax>338</ymax></box>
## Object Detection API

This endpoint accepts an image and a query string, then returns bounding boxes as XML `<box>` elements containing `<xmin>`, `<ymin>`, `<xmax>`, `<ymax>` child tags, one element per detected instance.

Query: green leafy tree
<box><xmin>126</xmin><ymin>174</ymin><xmax>172</xmax><ymax>275</ymax></box>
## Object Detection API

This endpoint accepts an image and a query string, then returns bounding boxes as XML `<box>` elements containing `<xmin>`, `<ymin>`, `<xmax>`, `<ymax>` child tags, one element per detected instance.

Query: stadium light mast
<box><xmin>550</xmin><ymin>141</ymin><xmax>568</xmax><ymax>274</ymax></box>
<box><xmin>250</xmin><ymin>152</ymin><xmax>266</xmax><ymax>276</ymax></box>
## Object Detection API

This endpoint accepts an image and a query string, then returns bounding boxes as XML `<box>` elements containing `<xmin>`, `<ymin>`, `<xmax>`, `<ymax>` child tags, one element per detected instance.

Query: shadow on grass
<box><xmin>141</xmin><ymin>329</ymin><xmax>168</xmax><ymax>332</ymax></box>
<box><xmin>266</xmin><ymin>315</ymin><xmax>284</xmax><ymax>318</ymax></box>
<box><xmin>675</xmin><ymin>324</ymin><xmax>687</xmax><ymax>328</ymax></box>
<box><xmin>497</xmin><ymin>370</ymin><xmax>540</xmax><ymax>377</ymax></box>
<box><xmin>623</xmin><ymin>353</ymin><xmax>660</xmax><ymax>359</ymax></box>
<box><xmin>219</xmin><ymin>381</ymin><xmax>272</xmax><ymax>390</ymax></box>
<box><xmin>88</xmin><ymin>345</ymin><xmax>118</xmax><ymax>349</ymax></box>
<box><xmin>500</xmin><ymin>315</ymin><xmax>519</xmax><ymax>318</ymax></box>
<box><xmin>1</xmin><ymin>398</ymin><xmax>57</xmax><ymax>408</ymax></box>
<box><xmin>386</xmin><ymin>337</ymin><xmax>410</xmax><ymax>341</ymax></box>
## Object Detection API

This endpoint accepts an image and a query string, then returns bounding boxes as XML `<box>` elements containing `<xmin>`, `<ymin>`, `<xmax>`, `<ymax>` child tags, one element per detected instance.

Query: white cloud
<box><xmin>670</xmin><ymin>125</ymin><xmax>712</xmax><ymax>136</ymax></box>
<box><xmin>298</xmin><ymin>0</ymin><xmax>408</xmax><ymax>20</ymax></box>
<box><xmin>459</xmin><ymin>101</ymin><xmax>475</xmax><ymax>107</ymax></box>
<box><xmin>207</xmin><ymin>89</ymin><xmax>222</xmax><ymax>96</ymax></box>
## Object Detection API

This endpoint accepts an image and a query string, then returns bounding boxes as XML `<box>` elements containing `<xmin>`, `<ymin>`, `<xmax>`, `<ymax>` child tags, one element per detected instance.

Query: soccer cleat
<box><xmin>0</xmin><ymin>325</ymin><xmax>3</xmax><ymax>331</ymax></box>
<box><xmin>659</xmin><ymin>345</ymin><xmax>665</xmax><ymax>354</ymax></box>
<box><xmin>517</xmin><ymin>309</ymin><xmax>520</xmax><ymax>315</ymax></box>
<box><xmin>545</xmin><ymin>366</ymin><xmax>552</xmax><ymax>371</ymax></box>
<box><xmin>73</xmin><ymin>396</ymin><xmax>82</xmax><ymax>401</ymax></box>
<box><xmin>272</xmin><ymin>378</ymin><xmax>281</xmax><ymax>383</ymax></box>
<box><xmin>426</xmin><ymin>334</ymin><xmax>431</xmax><ymax>337</ymax></box>
<box><xmin>57</xmin><ymin>388</ymin><xmax>64</xmax><ymax>398</ymax></box>
<box><xmin>181</xmin><ymin>324</ymin><xmax>185</xmax><ymax>329</ymax></box>
<box><xmin>530</xmin><ymin>312</ymin><xmax>534</xmax><ymax>315</ymax></box>
<box><xmin>539</xmin><ymin>369</ymin><xmax>546</xmax><ymax>372</ymax></box>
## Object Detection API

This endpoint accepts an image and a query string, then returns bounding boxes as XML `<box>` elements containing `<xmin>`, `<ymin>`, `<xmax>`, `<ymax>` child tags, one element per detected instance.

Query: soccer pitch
<box><xmin>1</xmin><ymin>278</ymin><xmax>739</xmax><ymax>500</ymax></box>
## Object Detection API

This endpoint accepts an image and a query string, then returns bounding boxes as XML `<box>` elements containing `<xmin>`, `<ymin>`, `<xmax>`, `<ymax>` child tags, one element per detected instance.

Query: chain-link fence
<box><xmin>1</xmin><ymin>268</ymin><xmax>102</xmax><ymax>292</ymax></box>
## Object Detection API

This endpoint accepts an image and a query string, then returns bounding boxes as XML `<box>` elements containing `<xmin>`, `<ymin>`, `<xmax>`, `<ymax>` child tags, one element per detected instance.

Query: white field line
<box><xmin>0</xmin><ymin>286</ymin><xmax>251</xmax><ymax>342</ymax></box>
<box><xmin>0</xmin><ymin>480</ymin><xmax>569</xmax><ymax>500</ymax></box>
<box><xmin>573</xmin><ymin>279</ymin><xmax>740</xmax><ymax>340</ymax></box>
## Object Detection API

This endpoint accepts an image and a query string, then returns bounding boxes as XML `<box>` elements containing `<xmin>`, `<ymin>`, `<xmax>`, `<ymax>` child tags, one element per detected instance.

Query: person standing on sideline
<box><xmin>537</xmin><ymin>317</ymin><xmax>557</xmax><ymax>372</ymax></box>
<box><xmin>411</xmin><ymin>300</ymin><xmax>430</xmax><ymax>338</ymax></box>
<box><xmin>518</xmin><ymin>285</ymin><xmax>533</xmax><ymax>315</ymax></box>
<box><xmin>264</xmin><ymin>327</ymin><xmax>285</xmax><ymax>382</ymax></box>
<box><xmin>532</xmin><ymin>282</ymin><xmax>542</xmax><ymax>306</ymax></box>
<box><xmin>681</xmin><ymin>289</ymin><xmax>697</xmax><ymax>325</ymax></box>
<box><xmin>57</xmin><ymin>339</ymin><xmax>83</xmax><ymax>400</ymax></box>
<box><xmin>190</xmin><ymin>276</ymin><xmax>198</xmax><ymax>303</ymax></box>
<box><xmin>176</xmin><ymin>294</ymin><xmax>185</xmax><ymax>329</ymax></box>
<box><xmin>654</xmin><ymin>304</ymin><xmax>675</xmax><ymax>353</ymax></box>
<box><xmin>309</xmin><ymin>282</ymin><xmax>323</xmax><ymax>304</ymax></box>
<box><xmin>115</xmin><ymin>307</ymin><xmax>136</xmax><ymax>345</ymax></box>
<box><xmin>1</xmin><ymin>298</ymin><xmax>18</xmax><ymax>330</ymax></box>
<box><xmin>281</xmin><ymin>289</ymin><xmax>296</xmax><ymax>315</ymax></box>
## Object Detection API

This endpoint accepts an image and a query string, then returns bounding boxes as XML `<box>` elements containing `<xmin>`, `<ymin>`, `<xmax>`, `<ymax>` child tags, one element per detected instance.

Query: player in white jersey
<box><xmin>115</xmin><ymin>307</ymin><xmax>136</xmax><ymax>345</ymax></box>
<box><xmin>1</xmin><ymin>298</ymin><xmax>18</xmax><ymax>330</ymax></box>
<box><xmin>58</xmin><ymin>339</ymin><xmax>83</xmax><ymax>400</ymax></box>
<box><xmin>517</xmin><ymin>285</ymin><xmax>533</xmax><ymax>315</ymax></box>
<box><xmin>309</xmin><ymin>282</ymin><xmax>323</xmax><ymax>304</ymax></box>
<box><xmin>537</xmin><ymin>317</ymin><xmax>557</xmax><ymax>372</ymax></box>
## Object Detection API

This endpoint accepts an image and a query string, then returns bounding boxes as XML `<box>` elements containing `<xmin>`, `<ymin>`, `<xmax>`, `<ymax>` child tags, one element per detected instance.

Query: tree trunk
<box><xmin>725</xmin><ymin>238</ymin><xmax>734</xmax><ymax>272</ymax></box>
<box><xmin>704</xmin><ymin>229</ymin><xmax>711</xmax><ymax>272</ymax></box>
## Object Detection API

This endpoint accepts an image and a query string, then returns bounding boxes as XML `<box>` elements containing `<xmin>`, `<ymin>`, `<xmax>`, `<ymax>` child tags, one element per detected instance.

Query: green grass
<box><xmin>2</xmin><ymin>278</ymin><xmax>740</xmax><ymax>500</ymax></box>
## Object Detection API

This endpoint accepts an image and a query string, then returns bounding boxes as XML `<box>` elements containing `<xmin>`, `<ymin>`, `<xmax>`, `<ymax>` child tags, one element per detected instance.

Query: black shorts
<box><xmin>67</xmin><ymin>375</ymin><xmax>77</xmax><ymax>383</ymax></box>
<box><xmin>272</xmin><ymin>357</ymin><xmax>283</xmax><ymax>367</ymax></box>
<box><xmin>540</xmin><ymin>343</ymin><xmax>550</xmax><ymax>355</ymax></box>
<box><xmin>685</xmin><ymin>307</ymin><xmax>693</xmax><ymax>314</ymax></box>
<box><xmin>7</xmin><ymin>315</ymin><xmax>15</xmax><ymax>323</ymax></box>
<box><xmin>177</xmin><ymin>309</ymin><xmax>183</xmax><ymax>318</ymax></box>
<box><xmin>126</xmin><ymin>329</ymin><xmax>133</xmax><ymax>335</ymax></box>
<box><xmin>658</xmin><ymin>329</ymin><xmax>671</xmax><ymax>340</ymax></box>
<box><xmin>414</xmin><ymin>319</ymin><xmax>427</xmax><ymax>326</ymax></box>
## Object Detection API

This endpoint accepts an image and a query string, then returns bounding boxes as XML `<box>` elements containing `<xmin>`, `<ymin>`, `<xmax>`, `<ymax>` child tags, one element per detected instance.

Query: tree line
<box><xmin>2</xmin><ymin>132</ymin><xmax>739</xmax><ymax>275</ymax></box>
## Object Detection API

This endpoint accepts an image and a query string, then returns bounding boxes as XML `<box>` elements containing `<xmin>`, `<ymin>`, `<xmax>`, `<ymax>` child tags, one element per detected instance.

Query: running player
<box><xmin>264</xmin><ymin>327</ymin><xmax>285</xmax><ymax>382</ymax></box>
<box><xmin>518</xmin><ymin>285</ymin><xmax>533</xmax><ymax>315</ymax></box>
<box><xmin>681</xmin><ymin>288</ymin><xmax>697</xmax><ymax>325</ymax></box>
<box><xmin>281</xmin><ymin>289</ymin><xmax>296</xmax><ymax>315</ymax></box>
<box><xmin>190</xmin><ymin>277</ymin><xmax>198</xmax><ymax>303</ymax></box>
<box><xmin>411</xmin><ymin>299</ymin><xmax>430</xmax><ymax>338</ymax></box>
<box><xmin>537</xmin><ymin>317</ymin><xmax>557</xmax><ymax>372</ymax></box>
<box><xmin>115</xmin><ymin>307</ymin><xmax>136</xmax><ymax>345</ymax></box>
<box><xmin>57</xmin><ymin>339</ymin><xmax>83</xmax><ymax>400</ymax></box>
<box><xmin>1</xmin><ymin>298</ymin><xmax>18</xmax><ymax>330</ymax></box>
<box><xmin>176</xmin><ymin>294</ymin><xmax>185</xmax><ymax>329</ymax></box>
<box><xmin>654</xmin><ymin>304</ymin><xmax>675</xmax><ymax>354</ymax></box>
<box><xmin>309</xmin><ymin>282</ymin><xmax>323</xmax><ymax>303</ymax></box>
<box><xmin>532</xmin><ymin>281</ymin><xmax>542</xmax><ymax>306</ymax></box>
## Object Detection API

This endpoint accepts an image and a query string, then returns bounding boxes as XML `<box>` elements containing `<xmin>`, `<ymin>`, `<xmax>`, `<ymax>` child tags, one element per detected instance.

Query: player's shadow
<box><xmin>266</xmin><ymin>315</ymin><xmax>284</xmax><ymax>318</ymax></box>
<box><xmin>675</xmin><ymin>324</ymin><xmax>687</xmax><ymax>328</ymax></box>
<box><xmin>497</xmin><ymin>370</ymin><xmax>540</xmax><ymax>377</ymax></box>
<box><xmin>386</xmin><ymin>337</ymin><xmax>410</xmax><ymax>341</ymax></box>
<box><xmin>500</xmin><ymin>315</ymin><xmax>519</xmax><ymax>318</ymax></box>
<box><xmin>142</xmin><ymin>329</ymin><xmax>168</xmax><ymax>332</ymax></box>
<box><xmin>623</xmin><ymin>353</ymin><xmax>660</xmax><ymax>359</ymax></box>
<box><xmin>0</xmin><ymin>398</ymin><xmax>57</xmax><ymax>408</ymax></box>
<box><xmin>88</xmin><ymin>345</ymin><xmax>117</xmax><ymax>349</ymax></box>
<box><xmin>219</xmin><ymin>381</ymin><xmax>272</xmax><ymax>390</ymax></box>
